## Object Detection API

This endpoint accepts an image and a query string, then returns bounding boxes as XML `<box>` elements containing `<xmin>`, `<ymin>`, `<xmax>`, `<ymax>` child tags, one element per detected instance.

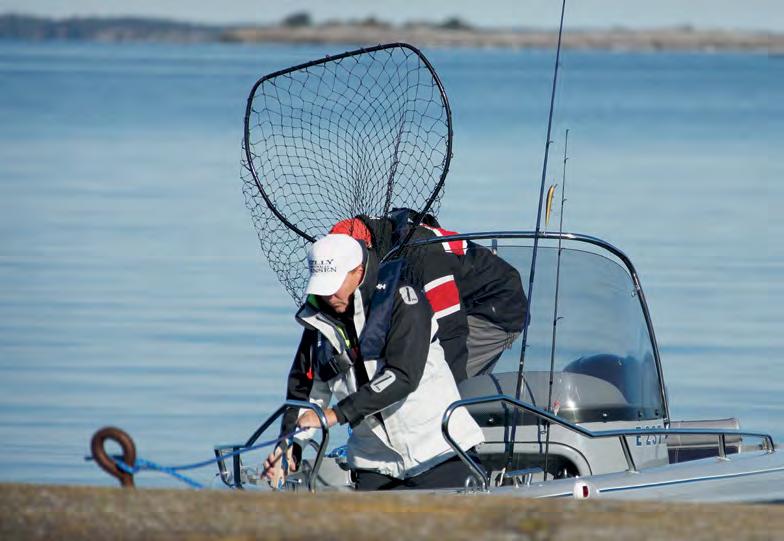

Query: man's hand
<box><xmin>261</xmin><ymin>445</ymin><xmax>295</xmax><ymax>489</ymax></box>
<box><xmin>262</xmin><ymin>409</ymin><xmax>336</xmax><ymax>488</ymax></box>
<box><xmin>297</xmin><ymin>408</ymin><xmax>338</xmax><ymax>429</ymax></box>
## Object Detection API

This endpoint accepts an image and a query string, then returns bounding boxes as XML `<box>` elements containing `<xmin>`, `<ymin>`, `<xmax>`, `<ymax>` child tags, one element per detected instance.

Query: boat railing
<box><xmin>214</xmin><ymin>400</ymin><xmax>330</xmax><ymax>492</ymax></box>
<box><xmin>442</xmin><ymin>394</ymin><xmax>777</xmax><ymax>491</ymax></box>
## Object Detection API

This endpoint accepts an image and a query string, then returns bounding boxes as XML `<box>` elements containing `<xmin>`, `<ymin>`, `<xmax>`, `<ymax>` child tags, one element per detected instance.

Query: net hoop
<box><xmin>242</xmin><ymin>42</ymin><xmax>453</xmax><ymax>244</ymax></box>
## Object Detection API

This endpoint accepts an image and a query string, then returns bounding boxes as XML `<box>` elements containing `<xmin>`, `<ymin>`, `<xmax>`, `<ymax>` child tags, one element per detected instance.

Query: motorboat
<box><xmin>214</xmin><ymin>231</ymin><xmax>784</xmax><ymax>503</ymax></box>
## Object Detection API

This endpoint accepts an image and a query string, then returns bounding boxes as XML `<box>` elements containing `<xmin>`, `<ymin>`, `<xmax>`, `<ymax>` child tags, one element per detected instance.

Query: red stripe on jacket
<box><xmin>422</xmin><ymin>225</ymin><xmax>467</xmax><ymax>256</ymax></box>
<box><xmin>424</xmin><ymin>275</ymin><xmax>461</xmax><ymax>318</ymax></box>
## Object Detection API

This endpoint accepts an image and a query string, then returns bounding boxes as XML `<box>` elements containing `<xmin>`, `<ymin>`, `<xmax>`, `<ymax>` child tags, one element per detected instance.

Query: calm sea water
<box><xmin>0</xmin><ymin>41</ymin><xmax>780</xmax><ymax>487</ymax></box>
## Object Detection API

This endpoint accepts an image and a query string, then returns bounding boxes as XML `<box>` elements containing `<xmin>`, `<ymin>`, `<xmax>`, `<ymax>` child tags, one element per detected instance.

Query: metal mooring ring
<box><xmin>90</xmin><ymin>426</ymin><xmax>137</xmax><ymax>488</ymax></box>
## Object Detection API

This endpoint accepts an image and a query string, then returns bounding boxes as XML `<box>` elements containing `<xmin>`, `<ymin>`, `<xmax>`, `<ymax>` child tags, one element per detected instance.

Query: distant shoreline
<box><xmin>1</xmin><ymin>14</ymin><xmax>782</xmax><ymax>53</ymax></box>
<box><xmin>225</xmin><ymin>24</ymin><xmax>781</xmax><ymax>53</ymax></box>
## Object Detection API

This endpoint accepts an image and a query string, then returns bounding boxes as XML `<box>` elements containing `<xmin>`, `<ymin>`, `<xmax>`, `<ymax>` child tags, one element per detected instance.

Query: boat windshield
<box><xmin>404</xmin><ymin>236</ymin><xmax>666</xmax><ymax>423</ymax></box>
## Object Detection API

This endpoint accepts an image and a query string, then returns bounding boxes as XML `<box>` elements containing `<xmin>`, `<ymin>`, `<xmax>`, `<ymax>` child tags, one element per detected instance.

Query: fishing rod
<box><xmin>543</xmin><ymin>129</ymin><xmax>569</xmax><ymax>481</ymax></box>
<box><xmin>506</xmin><ymin>0</ymin><xmax>567</xmax><ymax>469</ymax></box>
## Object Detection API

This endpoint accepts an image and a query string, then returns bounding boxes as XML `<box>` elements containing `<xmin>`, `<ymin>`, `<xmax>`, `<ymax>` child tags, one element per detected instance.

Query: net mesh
<box><xmin>241</xmin><ymin>44</ymin><xmax>451</xmax><ymax>301</ymax></box>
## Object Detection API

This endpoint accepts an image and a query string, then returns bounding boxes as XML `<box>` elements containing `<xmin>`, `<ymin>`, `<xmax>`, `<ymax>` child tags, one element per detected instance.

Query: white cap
<box><xmin>304</xmin><ymin>234</ymin><xmax>364</xmax><ymax>296</ymax></box>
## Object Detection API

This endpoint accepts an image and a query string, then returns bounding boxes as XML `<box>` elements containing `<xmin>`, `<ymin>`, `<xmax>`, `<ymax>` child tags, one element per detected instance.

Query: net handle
<box><xmin>243</xmin><ymin>42</ymin><xmax>453</xmax><ymax>245</ymax></box>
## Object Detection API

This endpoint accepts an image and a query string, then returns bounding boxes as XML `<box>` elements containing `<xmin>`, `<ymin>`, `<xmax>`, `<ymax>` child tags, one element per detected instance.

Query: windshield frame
<box><xmin>387</xmin><ymin>230</ymin><xmax>670</xmax><ymax>422</ymax></box>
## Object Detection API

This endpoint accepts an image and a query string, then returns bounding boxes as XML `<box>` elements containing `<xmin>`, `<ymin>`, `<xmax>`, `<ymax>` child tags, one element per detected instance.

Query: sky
<box><xmin>1</xmin><ymin>0</ymin><xmax>783</xmax><ymax>31</ymax></box>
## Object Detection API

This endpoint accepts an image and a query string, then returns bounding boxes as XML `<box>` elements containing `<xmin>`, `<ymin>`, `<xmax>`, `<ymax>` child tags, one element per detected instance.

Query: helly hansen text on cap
<box><xmin>305</xmin><ymin>234</ymin><xmax>363</xmax><ymax>296</ymax></box>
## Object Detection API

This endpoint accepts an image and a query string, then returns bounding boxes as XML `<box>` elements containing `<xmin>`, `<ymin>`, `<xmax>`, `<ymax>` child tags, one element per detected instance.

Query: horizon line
<box><xmin>1</xmin><ymin>12</ymin><xmax>781</xmax><ymax>35</ymax></box>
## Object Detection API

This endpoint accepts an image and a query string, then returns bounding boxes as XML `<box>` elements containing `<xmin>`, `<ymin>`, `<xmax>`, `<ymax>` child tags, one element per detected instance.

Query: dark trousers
<box><xmin>354</xmin><ymin>451</ymin><xmax>482</xmax><ymax>491</ymax></box>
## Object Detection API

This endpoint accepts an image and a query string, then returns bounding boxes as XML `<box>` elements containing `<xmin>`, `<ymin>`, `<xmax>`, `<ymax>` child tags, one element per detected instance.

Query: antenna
<box><xmin>543</xmin><ymin>129</ymin><xmax>569</xmax><ymax>481</ymax></box>
<box><xmin>506</xmin><ymin>0</ymin><xmax>568</xmax><ymax>469</ymax></box>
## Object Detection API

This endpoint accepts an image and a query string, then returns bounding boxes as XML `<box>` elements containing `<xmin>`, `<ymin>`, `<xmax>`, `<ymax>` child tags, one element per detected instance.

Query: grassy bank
<box><xmin>1</xmin><ymin>483</ymin><xmax>782</xmax><ymax>540</ymax></box>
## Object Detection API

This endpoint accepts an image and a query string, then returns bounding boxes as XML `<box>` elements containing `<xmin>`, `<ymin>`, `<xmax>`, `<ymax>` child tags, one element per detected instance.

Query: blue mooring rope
<box><xmin>108</xmin><ymin>430</ymin><xmax>301</xmax><ymax>489</ymax></box>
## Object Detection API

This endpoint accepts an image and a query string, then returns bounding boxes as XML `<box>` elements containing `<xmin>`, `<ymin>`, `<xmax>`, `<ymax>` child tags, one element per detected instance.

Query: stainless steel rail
<box><xmin>442</xmin><ymin>394</ymin><xmax>776</xmax><ymax>491</ymax></box>
<box><xmin>214</xmin><ymin>400</ymin><xmax>330</xmax><ymax>493</ymax></box>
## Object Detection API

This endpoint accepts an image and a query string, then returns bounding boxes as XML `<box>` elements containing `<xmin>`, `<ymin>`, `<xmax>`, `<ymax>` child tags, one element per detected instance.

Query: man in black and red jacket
<box><xmin>331</xmin><ymin>211</ymin><xmax>527</xmax><ymax>383</ymax></box>
<box><xmin>262</xmin><ymin>234</ymin><xmax>484</xmax><ymax>490</ymax></box>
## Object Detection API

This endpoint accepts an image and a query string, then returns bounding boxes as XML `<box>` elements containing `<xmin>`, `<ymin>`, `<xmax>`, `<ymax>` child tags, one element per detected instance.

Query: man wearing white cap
<box><xmin>263</xmin><ymin>234</ymin><xmax>484</xmax><ymax>490</ymax></box>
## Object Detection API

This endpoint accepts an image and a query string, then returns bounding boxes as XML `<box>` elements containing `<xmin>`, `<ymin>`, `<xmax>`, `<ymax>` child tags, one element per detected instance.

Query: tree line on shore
<box><xmin>0</xmin><ymin>12</ymin><xmax>473</xmax><ymax>42</ymax></box>
<box><xmin>0</xmin><ymin>12</ymin><xmax>779</xmax><ymax>53</ymax></box>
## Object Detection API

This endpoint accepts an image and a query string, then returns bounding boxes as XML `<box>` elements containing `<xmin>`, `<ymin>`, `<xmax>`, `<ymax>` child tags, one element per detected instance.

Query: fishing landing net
<box><xmin>241</xmin><ymin>43</ymin><xmax>453</xmax><ymax>301</ymax></box>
